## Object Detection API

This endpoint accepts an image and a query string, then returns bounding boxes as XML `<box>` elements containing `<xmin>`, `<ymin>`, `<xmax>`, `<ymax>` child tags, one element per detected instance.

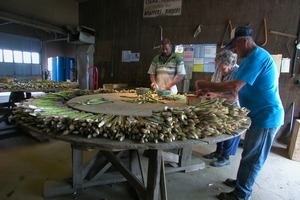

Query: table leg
<box><xmin>130</xmin><ymin>150</ymin><xmax>145</xmax><ymax>184</ymax></box>
<box><xmin>144</xmin><ymin>147</ymin><xmax>205</xmax><ymax>174</ymax></box>
<box><xmin>72</xmin><ymin>146</ymin><xmax>84</xmax><ymax>189</ymax></box>
<box><xmin>43</xmin><ymin>146</ymin><xmax>202</xmax><ymax>199</ymax></box>
<box><xmin>43</xmin><ymin>145</ymin><xmax>82</xmax><ymax>198</ymax></box>
<box><xmin>179</xmin><ymin>147</ymin><xmax>192</xmax><ymax>167</ymax></box>
<box><xmin>160</xmin><ymin>152</ymin><xmax>167</xmax><ymax>200</ymax></box>
<box><xmin>146</xmin><ymin>149</ymin><xmax>164</xmax><ymax>200</ymax></box>
<box><xmin>101</xmin><ymin>151</ymin><xmax>147</xmax><ymax>199</ymax></box>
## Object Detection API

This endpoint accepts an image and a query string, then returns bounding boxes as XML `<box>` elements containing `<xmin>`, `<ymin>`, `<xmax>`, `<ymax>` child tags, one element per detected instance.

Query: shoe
<box><xmin>218</xmin><ymin>191</ymin><xmax>251</xmax><ymax>200</ymax></box>
<box><xmin>203</xmin><ymin>151</ymin><xmax>221</xmax><ymax>159</ymax></box>
<box><xmin>223</xmin><ymin>178</ymin><xmax>236</xmax><ymax>188</ymax></box>
<box><xmin>210</xmin><ymin>156</ymin><xmax>230</xmax><ymax>167</ymax></box>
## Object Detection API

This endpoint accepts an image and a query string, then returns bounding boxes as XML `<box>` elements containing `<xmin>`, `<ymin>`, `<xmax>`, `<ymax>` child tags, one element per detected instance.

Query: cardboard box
<box><xmin>103</xmin><ymin>84</ymin><xmax>114</xmax><ymax>89</ymax></box>
<box><xmin>186</xmin><ymin>95</ymin><xmax>204</xmax><ymax>105</ymax></box>
<box><xmin>288</xmin><ymin>119</ymin><xmax>300</xmax><ymax>161</ymax></box>
<box><xmin>103</xmin><ymin>83</ymin><xmax>128</xmax><ymax>89</ymax></box>
<box><xmin>0</xmin><ymin>78</ymin><xmax>14</xmax><ymax>83</ymax></box>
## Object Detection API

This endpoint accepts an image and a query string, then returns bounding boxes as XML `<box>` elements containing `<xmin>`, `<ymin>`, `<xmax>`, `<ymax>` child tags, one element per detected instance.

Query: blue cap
<box><xmin>225</xmin><ymin>26</ymin><xmax>253</xmax><ymax>49</ymax></box>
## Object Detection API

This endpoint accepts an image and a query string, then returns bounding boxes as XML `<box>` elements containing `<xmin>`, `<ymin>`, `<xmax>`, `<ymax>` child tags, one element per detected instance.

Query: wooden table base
<box><xmin>43</xmin><ymin>145</ymin><xmax>205</xmax><ymax>200</ymax></box>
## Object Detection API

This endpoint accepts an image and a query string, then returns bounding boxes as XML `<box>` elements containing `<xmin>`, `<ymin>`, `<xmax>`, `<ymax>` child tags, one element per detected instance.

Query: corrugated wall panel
<box><xmin>79</xmin><ymin>0</ymin><xmax>300</xmax><ymax>140</ymax></box>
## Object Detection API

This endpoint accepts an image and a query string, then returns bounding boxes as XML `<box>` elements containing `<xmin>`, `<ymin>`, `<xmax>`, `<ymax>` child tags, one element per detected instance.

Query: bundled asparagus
<box><xmin>13</xmin><ymin>90</ymin><xmax>250</xmax><ymax>143</ymax></box>
<box><xmin>0</xmin><ymin>80</ymin><xmax>78</xmax><ymax>90</ymax></box>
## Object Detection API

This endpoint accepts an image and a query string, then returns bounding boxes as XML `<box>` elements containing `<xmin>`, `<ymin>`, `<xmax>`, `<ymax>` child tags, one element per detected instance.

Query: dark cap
<box><xmin>225</xmin><ymin>26</ymin><xmax>253</xmax><ymax>49</ymax></box>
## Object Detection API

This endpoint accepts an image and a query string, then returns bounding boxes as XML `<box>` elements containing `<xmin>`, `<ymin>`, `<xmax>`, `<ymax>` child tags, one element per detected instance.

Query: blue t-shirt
<box><xmin>234</xmin><ymin>47</ymin><xmax>284</xmax><ymax>128</ymax></box>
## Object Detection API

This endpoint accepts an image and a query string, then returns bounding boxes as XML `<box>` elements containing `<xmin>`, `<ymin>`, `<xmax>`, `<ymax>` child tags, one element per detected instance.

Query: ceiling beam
<box><xmin>0</xmin><ymin>8</ymin><xmax>71</xmax><ymax>35</ymax></box>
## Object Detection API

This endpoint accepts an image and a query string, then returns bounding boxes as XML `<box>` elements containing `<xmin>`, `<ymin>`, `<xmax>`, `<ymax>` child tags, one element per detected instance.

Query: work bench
<box><xmin>16</xmin><ymin>92</ymin><xmax>248</xmax><ymax>200</ymax></box>
<box><xmin>22</xmin><ymin>124</ymin><xmax>245</xmax><ymax>200</ymax></box>
<box><xmin>0</xmin><ymin>91</ymin><xmax>32</xmax><ymax>135</ymax></box>
<box><xmin>0</xmin><ymin>89</ymin><xmax>59</xmax><ymax>136</ymax></box>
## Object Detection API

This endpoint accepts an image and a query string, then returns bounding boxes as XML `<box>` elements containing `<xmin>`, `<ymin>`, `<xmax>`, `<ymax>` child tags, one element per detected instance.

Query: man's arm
<box><xmin>205</xmin><ymin>92</ymin><xmax>238</xmax><ymax>102</ymax></box>
<box><xmin>195</xmin><ymin>79</ymin><xmax>246</xmax><ymax>99</ymax></box>
<box><xmin>165</xmin><ymin>74</ymin><xmax>185</xmax><ymax>90</ymax></box>
<box><xmin>150</xmin><ymin>74</ymin><xmax>157</xmax><ymax>88</ymax></box>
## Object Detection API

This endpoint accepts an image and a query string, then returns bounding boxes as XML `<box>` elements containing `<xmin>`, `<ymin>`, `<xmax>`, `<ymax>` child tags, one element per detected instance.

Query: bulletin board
<box><xmin>175</xmin><ymin>44</ymin><xmax>217</xmax><ymax>79</ymax></box>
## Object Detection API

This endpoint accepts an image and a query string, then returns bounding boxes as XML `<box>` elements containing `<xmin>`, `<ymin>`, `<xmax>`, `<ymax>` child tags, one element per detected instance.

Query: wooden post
<box><xmin>289</xmin><ymin>119</ymin><xmax>300</xmax><ymax>161</ymax></box>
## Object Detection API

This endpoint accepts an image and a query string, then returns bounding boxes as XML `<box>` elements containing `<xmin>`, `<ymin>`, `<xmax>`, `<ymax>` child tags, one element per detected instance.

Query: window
<box><xmin>23</xmin><ymin>51</ymin><xmax>31</xmax><ymax>64</ymax></box>
<box><xmin>0</xmin><ymin>49</ymin><xmax>40</xmax><ymax>64</ymax></box>
<box><xmin>13</xmin><ymin>51</ymin><xmax>23</xmax><ymax>63</ymax></box>
<box><xmin>3</xmin><ymin>49</ymin><xmax>13</xmax><ymax>63</ymax></box>
<box><xmin>0</xmin><ymin>33</ymin><xmax>41</xmax><ymax>78</ymax></box>
<box><xmin>0</xmin><ymin>33</ymin><xmax>41</xmax><ymax>65</ymax></box>
<box><xmin>32</xmin><ymin>52</ymin><xmax>40</xmax><ymax>64</ymax></box>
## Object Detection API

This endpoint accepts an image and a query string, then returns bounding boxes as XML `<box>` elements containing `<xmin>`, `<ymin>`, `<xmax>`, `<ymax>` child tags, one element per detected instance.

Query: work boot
<box><xmin>203</xmin><ymin>151</ymin><xmax>222</xmax><ymax>159</ymax></box>
<box><xmin>218</xmin><ymin>190</ymin><xmax>251</xmax><ymax>200</ymax></box>
<box><xmin>223</xmin><ymin>178</ymin><xmax>236</xmax><ymax>188</ymax></box>
<box><xmin>210</xmin><ymin>155</ymin><xmax>230</xmax><ymax>167</ymax></box>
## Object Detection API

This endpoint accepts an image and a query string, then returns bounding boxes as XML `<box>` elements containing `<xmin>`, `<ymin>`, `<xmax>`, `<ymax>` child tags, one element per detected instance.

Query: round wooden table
<box><xmin>25</xmin><ymin>126</ymin><xmax>246</xmax><ymax>200</ymax></box>
<box><xmin>20</xmin><ymin>92</ymin><xmax>249</xmax><ymax>200</ymax></box>
<box><xmin>29</xmin><ymin>125</ymin><xmax>245</xmax><ymax>200</ymax></box>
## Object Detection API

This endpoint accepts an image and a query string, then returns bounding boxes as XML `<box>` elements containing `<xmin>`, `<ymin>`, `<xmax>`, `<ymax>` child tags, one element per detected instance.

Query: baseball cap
<box><xmin>225</xmin><ymin>26</ymin><xmax>253</xmax><ymax>49</ymax></box>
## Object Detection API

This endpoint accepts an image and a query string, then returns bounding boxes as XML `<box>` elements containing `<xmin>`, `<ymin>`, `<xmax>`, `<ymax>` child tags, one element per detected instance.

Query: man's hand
<box><xmin>151</xmin><ymin>82</ymin><xmax>157</xmax><ymax>89</ymax></box>
<box><xmin>165</xmin><ymin>83</ymin><xmax>172</xmax><ymax>90</ymax></box>
<box><xmin>196</xmin><ymin>88</ymin><xmax>210</xmax><ymax>96</ymax></box>
<box><xmin>205</xmin><ymin>92</ymin><xmax>218</xmax><ymax>100</ymax></box>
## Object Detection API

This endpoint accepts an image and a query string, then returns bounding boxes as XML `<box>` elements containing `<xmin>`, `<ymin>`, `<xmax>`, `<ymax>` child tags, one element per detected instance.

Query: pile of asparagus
<box><xmin>0</xmin><ymin>80</ymin><xmax>77</xmax><ymax>90</ymax></box>
<box><xmin>13</xmin><ymin>89</ymin><xmax>250</xmax><ymax>143</ymax></box>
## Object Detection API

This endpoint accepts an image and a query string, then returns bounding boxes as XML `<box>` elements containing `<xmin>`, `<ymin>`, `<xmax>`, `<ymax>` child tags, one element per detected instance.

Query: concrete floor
<box><xmin>1</xmin><ymin>128</ymin><xmax>300</xmax><ymax>200</ymax></box>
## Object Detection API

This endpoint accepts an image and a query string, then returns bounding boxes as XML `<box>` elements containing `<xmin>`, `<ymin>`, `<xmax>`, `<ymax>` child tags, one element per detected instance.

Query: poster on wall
<box><xmin>122</xmin><ymin>50</ymin><xmax>140</xmax><ymax>62</ymax></box>
<box><xmin>182</xmin><ymin>46</ymin><xmax>194</xmax><ymax>79</ymax></box>
<box><xmin>143</xmin><ymin>0</ymin><xmax>182</xmax><ymax>18</ymax></box>
<box><xmin>175</xmin><ymin>44</ymin><xmax>217</xmax><ymax>74</ymax></box>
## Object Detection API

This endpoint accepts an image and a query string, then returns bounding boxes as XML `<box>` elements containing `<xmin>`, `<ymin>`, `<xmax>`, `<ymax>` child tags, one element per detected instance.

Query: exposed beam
<box><xmin>0</xmin><ymin>8</ymin><xmax>70</xmax><ymax>35</ymax></box>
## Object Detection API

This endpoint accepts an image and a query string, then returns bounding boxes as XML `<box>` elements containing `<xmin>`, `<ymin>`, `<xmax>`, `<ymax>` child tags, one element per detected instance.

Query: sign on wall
<box><xmin>143</xmin><ymin>0</ymin><xmax>182</xmax><ymax>18</ymax></box>
<box><xmin>175</xmin><ymin>44</ymin><xmax>217</xmax><ymax>78</ymax></box>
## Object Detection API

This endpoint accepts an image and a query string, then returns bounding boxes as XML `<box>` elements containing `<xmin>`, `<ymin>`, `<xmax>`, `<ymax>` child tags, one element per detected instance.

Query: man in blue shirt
<box><xmin>195</xmin><ymin>26</ymin><xmax>284</xmax><ymax>200</ymax></box>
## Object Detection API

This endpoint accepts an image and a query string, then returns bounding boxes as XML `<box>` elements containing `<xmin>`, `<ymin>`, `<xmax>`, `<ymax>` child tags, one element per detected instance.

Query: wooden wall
<box><xmin>80</xmin><ymin>0</ymin><xmax>300</xmax><ymax>140</ymax></box>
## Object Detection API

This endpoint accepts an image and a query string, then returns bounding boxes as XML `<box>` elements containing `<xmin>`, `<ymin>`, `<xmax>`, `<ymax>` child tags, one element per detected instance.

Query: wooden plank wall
<box><xmin>79</xmin><ymin>0</ymin><xmax>300</xmax><ymax>139</ymax></box>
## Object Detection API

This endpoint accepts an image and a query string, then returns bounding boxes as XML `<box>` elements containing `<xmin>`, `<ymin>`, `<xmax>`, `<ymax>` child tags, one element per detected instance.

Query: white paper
<box><xmin>281</xmin><ymin>58</ymin><xmax>290</xmax><ymax>73</ymax></box>
<box><xmin>122</xmin><ymin>50</ymin><xmax>131</xmax><ymax>62</ymax></box>
<box><xmin>143</xmin><ymin>0</ymin><xmax>182</xmax><ymax>18</ymax></box>
<box><xmin>130</xmin><ymin>53</ymin><xmax>140</xmax><ymax>62</ymax></box>
<box><xmin>271</xmin><ymin>54</ymin><xmax>282</xmax><ymax>77</ymax></box>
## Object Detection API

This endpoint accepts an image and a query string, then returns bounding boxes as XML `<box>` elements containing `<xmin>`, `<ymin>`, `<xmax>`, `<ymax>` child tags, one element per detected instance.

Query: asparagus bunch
<box><xmin>13</xmin><ymin>90</ymin><xmax>250</xmax><ymax>143</ymax></box>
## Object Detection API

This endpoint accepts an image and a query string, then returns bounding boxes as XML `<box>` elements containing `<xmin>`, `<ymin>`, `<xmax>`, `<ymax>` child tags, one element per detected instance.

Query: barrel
<box><xmin>65</xmin><ymin>57</ymin><xmax>75</xmax><ymax>81</ymax></box>
<box><xmin>52</xmin><ymin>56</ymin><xmax>65</xmax><ymax>82</ymax></box>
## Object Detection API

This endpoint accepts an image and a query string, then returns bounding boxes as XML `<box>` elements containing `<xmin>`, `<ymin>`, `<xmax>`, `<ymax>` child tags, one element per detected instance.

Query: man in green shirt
<box><xmin>148</xmin><ymin>38</ymin><xmax>186</xmax><ymax>94</ymax></box>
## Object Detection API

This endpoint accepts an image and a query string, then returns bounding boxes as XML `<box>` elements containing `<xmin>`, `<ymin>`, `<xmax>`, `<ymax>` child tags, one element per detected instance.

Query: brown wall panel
<box><xmin>79</xmin><ymin>0</ymin><xmax>300</xmax><ymax>139</ymax></box>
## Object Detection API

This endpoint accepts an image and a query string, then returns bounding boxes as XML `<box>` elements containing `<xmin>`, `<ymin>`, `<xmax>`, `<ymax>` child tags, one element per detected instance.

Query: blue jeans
<box><xmin>216</xmin><ymin>135</ymin><xmax>241</xmax><ymax>156</ymax></box>
<box><xmin>235</xmin><ymin>127</ymin><xmax>279</xmax><ymax>199</ymax></box>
